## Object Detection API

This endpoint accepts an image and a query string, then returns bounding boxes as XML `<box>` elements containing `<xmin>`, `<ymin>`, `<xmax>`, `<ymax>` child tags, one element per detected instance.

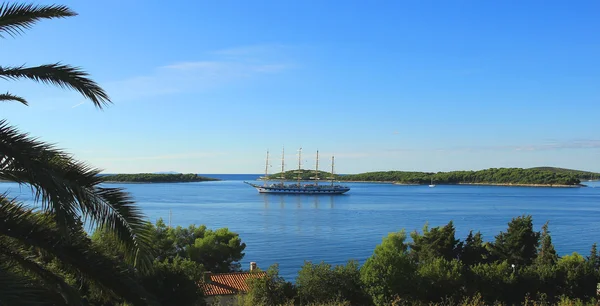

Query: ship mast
<box><xmin>280</xmin><ymin>147</ymin><xmax>285</xmax><ymax>185</ymax></box>
<box><xmin>264</xmin><ymin>150</ymin><xmax>269</xmax><ymax>186</ymax></box>
<box><xmin>330</xmin><ymin>155</ymin><xmax>335</xmax><ymax>187</ymax></box>
<box><xmin>296</xmin><ymin>147</ymin><xmax>303</xmax><ymax>186</ymax></box>
<box><xmin>315</xmin><ymin>150</ymin><xmax>319</xmax><ymax>186</ymax></box>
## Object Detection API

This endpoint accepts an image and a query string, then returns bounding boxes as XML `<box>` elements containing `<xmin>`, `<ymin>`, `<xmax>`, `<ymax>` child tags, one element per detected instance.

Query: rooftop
<box><xmin>200</xmin><ymin>271</ymin><xmax>267</xmax><ymax>296</ymax></box>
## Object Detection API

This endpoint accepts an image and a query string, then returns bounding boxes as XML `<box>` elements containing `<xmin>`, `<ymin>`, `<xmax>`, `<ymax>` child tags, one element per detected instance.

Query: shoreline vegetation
<box><xmin>396</xmin><ymin>182</ymin><xmax>583</xmax><ymax>188</ymax></box>
<box><xmin>235</xmin><ymin>215</ymin><xmax>600</xmax><ymax>306</ymax></box>
<box><xmin>266</xmin><ymin>167</ymin><xmax>598</xmax><ymax>187</ymax></box>
<box><xmin>39</xmin><ymin>213</ymin><xmax>600</xmax><ymax>306</ymax></box>
<box><xmin>101</xmin><ymin>173</ymin><xmax>220</xmax><ymax>183</ymax></box>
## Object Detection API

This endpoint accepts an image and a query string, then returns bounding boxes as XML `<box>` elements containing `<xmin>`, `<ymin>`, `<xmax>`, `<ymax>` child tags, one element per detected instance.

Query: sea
<box><xmin>2</xmin><ymin>174</ymin><xmax>600</xmax><ymax>281</ymax></box>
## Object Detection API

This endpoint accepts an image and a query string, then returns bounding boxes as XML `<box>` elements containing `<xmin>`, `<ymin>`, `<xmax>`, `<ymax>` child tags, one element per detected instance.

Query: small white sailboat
<box><xmin>429</xmin><ymin>177</ymin><xmax>436</xmax><ymax>188</ymax></box>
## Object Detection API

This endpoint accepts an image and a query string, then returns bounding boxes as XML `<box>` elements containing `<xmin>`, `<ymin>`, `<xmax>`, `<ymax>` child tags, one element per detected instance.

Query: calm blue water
<box><xmin>3</xmin><ymin>175</ymin><xmax>600</xmax><ymax>281</ymax></box>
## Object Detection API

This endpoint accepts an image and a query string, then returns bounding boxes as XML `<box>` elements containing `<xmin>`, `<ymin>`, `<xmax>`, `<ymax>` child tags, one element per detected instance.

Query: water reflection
<box><xmin>261</xmin><ymin>194</ymin><xmax>336</xmax><ymax>209</ymax></box>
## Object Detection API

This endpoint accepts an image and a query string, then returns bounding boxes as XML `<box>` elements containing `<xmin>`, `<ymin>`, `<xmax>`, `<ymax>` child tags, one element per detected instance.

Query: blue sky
<box><xmin>3</xmin><ymin>1</ymin><xmax>600</xmax><ymax>174</ymax></box>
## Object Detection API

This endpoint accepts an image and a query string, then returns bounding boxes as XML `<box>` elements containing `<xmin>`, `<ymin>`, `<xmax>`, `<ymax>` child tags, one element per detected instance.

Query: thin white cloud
<box><xmin>211</xmin><ymin>44</ymin><xmax>292</xmax><ymax>59</ymax></box>
<box><xmin>104</xmin><ymin>45</ymin><xmax>293</xmax><ymax>101</ymax></box>
<box><xmin>71</xmin><ymin>101</ymin><xmax>85</xmax><ymax>108</ymax></box>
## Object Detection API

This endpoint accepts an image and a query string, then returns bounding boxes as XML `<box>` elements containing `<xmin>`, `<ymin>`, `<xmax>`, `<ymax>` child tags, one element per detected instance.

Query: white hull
<box><xmin>245</xmin><ymin>182</ymin><xmax>350</xmax><ymax>195</ymax></box>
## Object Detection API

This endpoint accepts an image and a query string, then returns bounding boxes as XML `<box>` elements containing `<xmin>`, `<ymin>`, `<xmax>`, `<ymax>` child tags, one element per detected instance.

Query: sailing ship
<box><xmin>429</xmin><ymin>177</ymin><xmax>436</xmax><ymax>188</ymax></box>
<box><xmin>244</xmin><ymin>148</ymin><xmax>350</xmax><ymax>194</ymax></box>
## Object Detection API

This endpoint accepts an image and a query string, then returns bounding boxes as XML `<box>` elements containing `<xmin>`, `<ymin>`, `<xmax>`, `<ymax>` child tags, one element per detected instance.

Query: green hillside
<box><xmin>264</xmin><ymin>167</ymin><xmax>586</xmax><ymax>186</ymax></box>
<box><xmin>529</xmin><ymin>167</ymin><xmax>600</xmax><ymax>180</ymax></box>
<box><xmin>102</xmin><ymin>173</ymin><xmax>220</xmax><ymax>183</ymax></box>
<box><xmin>341</xmin><ymin>168</ymin><xmax>581</xmax><ymax>186</ymax></box>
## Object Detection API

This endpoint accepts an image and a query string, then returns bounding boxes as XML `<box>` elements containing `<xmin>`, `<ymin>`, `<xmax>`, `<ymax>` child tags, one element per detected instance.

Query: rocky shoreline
<box><xmin>457</xmin><ymin>182</ymin><xmax>583</xmax><ymax>188</ymax></box>
<box><xmin>390</xmin><ymin>182</ymin><xmax>584</xmax><ymax>188</ymax></box>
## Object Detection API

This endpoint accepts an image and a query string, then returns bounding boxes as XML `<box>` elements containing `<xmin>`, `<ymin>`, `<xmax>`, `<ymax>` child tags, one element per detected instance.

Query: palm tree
<box><xmin>0</xmin><ymin>3</ymin><xmax>157</xmax><ymax>305</ymax></box>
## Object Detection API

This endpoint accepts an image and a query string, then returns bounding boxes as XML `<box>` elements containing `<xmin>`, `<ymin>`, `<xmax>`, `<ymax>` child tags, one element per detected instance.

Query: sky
<box><xmin>2</xmin><ymin>1</ymin><xmax>600</xmax><ymax>174</ymax></box>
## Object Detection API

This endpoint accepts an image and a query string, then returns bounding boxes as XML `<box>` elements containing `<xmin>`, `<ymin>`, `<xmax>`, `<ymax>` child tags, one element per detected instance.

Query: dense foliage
<box><xmin>530</xmin><ymin>167</ymin><xmax>600</xmax><ymax>180</ymax></box>
<box><xmin>150</xmin><ymin>219</ymin><xmax>246</xmax><ymax>273</ymax></box>
<box><xmin>342</xmin><ymin>167</ymin><xmax>581</xmax><ymax>186</ymax></box>
<box><xmin>242</xmin><ymin>215</ymin><xmax>600</xmax><ymax>306</ymax></box>
<box><xmin>102</xmin><ymin>173</ymin><xmax>220</xmax><ymax>183</ymax></box>
<box><xmin>89</xmin><ymin>218</ymin><xmax>245</xmax><ymax>305</ymax></box>
<box><xmin>2</xmin><ymin>211</ymin><xmax>246</xmax><ymax>306</ymax></box>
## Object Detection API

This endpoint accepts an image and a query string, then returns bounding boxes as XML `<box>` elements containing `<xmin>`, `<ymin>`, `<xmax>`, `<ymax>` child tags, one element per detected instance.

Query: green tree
<box><xmin>153</xmin><ymin>221</ymin><xmax>246</xmax><ymax>273</ymax></box>
<box><xmin>416</xmin><ymin>258</ymin><xmax>464</xmax><ymax>302</ymax></box>
<box><xmin>242</xmin><ymin>264</ymin><xmax>295</xmax><ymax>306</ymax></box>
<box><xmin>186</xmin><ymin>227</ymin><xmax>246</xmax><ymax>272</ymax></box>
<box><xmin>536</xmin><ymin>221</ymin><xmax>558</xmax><ymax>266</ymax></box>
<box><xmin>151</xmin><ymin>218</ymin><xmax>177</xmax><ymax>261</ymax></box>
<box><xmin>527</xmin><ymin>262</ymin><xmax>561</xmax><ymax>303</ymax></box>
<box><xmin>296</xmin><ymin>260</ymin><xmax>370</xmax><ymax>305</ymax></box>
<box><xmin>490</xmin><ymin>215</ymin><xmax>540</xmax><ymax>266</ymax></box>
<box><xmin>557</xmin><ymin>252</ymin><xmax>598</xmax><ymax>300</ymax></box>
<box><xmin>360</xmin><ymin>230</ymin><xmax>416</xmax><ymax>306</ymax></box>
<box><xmin>0</xmin><ymin>3</ymin><xmax>154</xmax><ymax>304</ymax></box>
<box><xmin>140</xmin><ymin>259</ymin><xmax>203</xmax><ymax>306</ymax></box>
<box><xmin>410</xmin><ymin>221</ymin><xmax>462</xmax><ymax>263</ymax></box>
<box><xmin>468</xmin><ymin>261</ymin><xmax>518</xmax><ymax>304</ymax></box>
<box><xmin>92</xmin><ymin>224</ymin><xmax>206</xmax><ymax>305</ymax></box>
<box><xmin>461</xmin><ymin>230</ymin><xmax>488</xmax><ymax>266</ymax></box>
<box><xmin>587</xmin><ymin>243</ymin><xmax>599</xmax><ymax>270</ymax></box>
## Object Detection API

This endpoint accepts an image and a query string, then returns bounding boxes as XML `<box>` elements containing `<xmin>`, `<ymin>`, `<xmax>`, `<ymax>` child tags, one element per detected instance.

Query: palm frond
<box><xmin>0</xmin><ymin>120</ymin><xmax>79</xmax><ymax>227</ymax></box>
<box><xmin>0</xmin><ymin>91</ymin><xmax>27</xmax><ymax>105</ymax></box>
<box><xmin>0</xmin><ymin>238</ymin><xmax>81</xmax><ymax>305</ymax></box>
<box><xmin>0</xmin><ymin>120</ymin><xmax>153</xmax><ymax>269</ymax></box>
<box><xmin>0</xmin><ymin>197</ymin><xmax>160</xmax><ymax>306</ymax></box>
<box><xmin>0</xmin><ymin>63</ymin><xmax>110</xmax><ymax>108</ymax></box>
<box><xmin>0</xmin><ymin>264</ymin><xmax>67</xmax><ymax>305</ymax></box>
<box><xmin>0</xmin><ymin>3</ymin><xmax>76</xmax><ymax>38</ymax></box>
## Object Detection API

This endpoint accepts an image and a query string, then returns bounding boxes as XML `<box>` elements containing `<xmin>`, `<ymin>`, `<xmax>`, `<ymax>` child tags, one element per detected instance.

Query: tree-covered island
<box><xmin>102</xmin><ymin>173</ymin><xmax>220</xmax><ymax>183</ymax></box>
<box><xmin>267</xmin><ymin>167</ymin><xmax>596</xmax><ymax>187</ymax></box>
<box><xmin>530</xmin><ymin>167</ymin><xmax>600</xmax><ymax>181</ymax></box>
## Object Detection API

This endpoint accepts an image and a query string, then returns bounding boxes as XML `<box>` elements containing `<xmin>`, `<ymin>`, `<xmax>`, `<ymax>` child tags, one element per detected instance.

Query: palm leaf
<box><xmin>0</xmin><ymin>238</ymin><xmax>81</xmax><ymax>305</ymax></box>
<box><xmin>0</xmin><ymin>197</ymin><xmax>160</xmax><ymax>306</ymax></box>
<box><xmin>0</xmin><ymin>120</ymin><xmax>153</xmax><ymax>270</ymax></box>
<box><xmin>0</xmin><ymin>63</ymin><xmax>110</xmax><ymax>108</ymax></box>
<box><xmin>0</xmin><ymin>92</ymin><xmax>27</xmax><ymax>105</ymax></box>
<box><xmin>0</xmin><ymin>265</ymin><xmax>67</xmax><ymax>306</ymax></box>
<box><xmin>0</xmin><ymin>3</ymin><xmax>76</xmax><ymax>38</ymax></box>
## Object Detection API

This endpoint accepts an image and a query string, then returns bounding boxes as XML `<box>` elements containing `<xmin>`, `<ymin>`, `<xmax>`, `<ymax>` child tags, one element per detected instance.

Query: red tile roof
<box><xmin>200</xmin><ymin>272</ymin><xmax>267</xmax><ymax>296</ymax></box>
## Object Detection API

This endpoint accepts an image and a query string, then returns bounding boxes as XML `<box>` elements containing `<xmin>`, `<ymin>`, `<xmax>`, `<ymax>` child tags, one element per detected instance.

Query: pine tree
<box><xmin>490</xmin><ymin>215</ymin><xmax>541</xmax><ymax>266</ymax></box>
<box><xmin>410</xmin><ymin>221</ymin><xmax>462</xmax><ymax>263</ymax></box>
<box><xmin>587</xmin><ymin>243</ymin><xmax>599</xmax><ymax>270</ymax></box>
<box><xmin>536</xmin><ymin>221</ymin><xmax>558</xmax><ymax>265</ymax></box>
<box><xmin>461</xmin><ymin>230</ymin><xmax>488</xmax><ymax>266</ymax></box>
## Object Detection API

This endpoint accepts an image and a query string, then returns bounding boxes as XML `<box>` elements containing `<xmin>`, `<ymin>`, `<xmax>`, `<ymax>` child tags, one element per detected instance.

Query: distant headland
<box><xmin>101</xmin><ymin>173</ymin><xmax>220</xmax><ymax>183</ymax></box>
<box><xmin>265</xmin><ymin>167</ymin><xmax>599</xmax><ymax>187</ymax></box>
